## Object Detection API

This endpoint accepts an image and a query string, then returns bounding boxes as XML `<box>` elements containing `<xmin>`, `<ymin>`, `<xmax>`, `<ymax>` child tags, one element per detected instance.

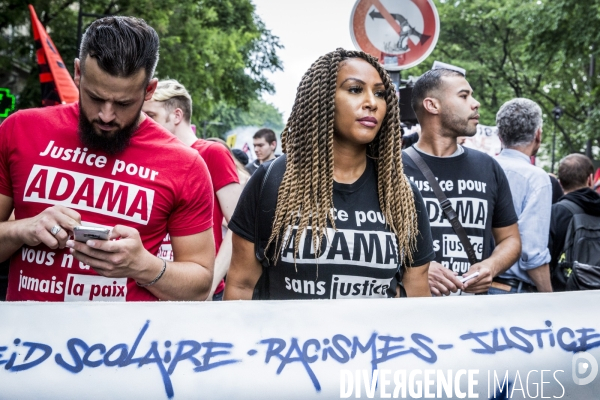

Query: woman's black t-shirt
<box><xmin>228</xmin><ymin>158</ymin><xmax>435</xmax><ymax>300</ymax></box>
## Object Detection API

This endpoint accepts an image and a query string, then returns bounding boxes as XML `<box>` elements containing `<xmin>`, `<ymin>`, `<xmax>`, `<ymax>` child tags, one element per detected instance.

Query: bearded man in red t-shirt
<box><xmin>143</xmin><ymin>80</ymin><xmax>242</xmax><ymax>300</ymax></box>
<box><xmin>0</xmin><ymin>17</ymin><xmax>215</xmax><ymax>302</ymax></box>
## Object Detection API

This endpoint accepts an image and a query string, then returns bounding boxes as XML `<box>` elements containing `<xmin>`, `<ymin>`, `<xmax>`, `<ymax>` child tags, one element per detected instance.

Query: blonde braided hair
<box><xmin>266</xmin><ymin>48</ymin><xmax>418</xmax><ymax>270</ymax></box>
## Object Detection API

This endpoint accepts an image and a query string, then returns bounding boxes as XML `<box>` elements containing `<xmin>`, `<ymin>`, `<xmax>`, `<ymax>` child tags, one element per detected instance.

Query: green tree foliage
<box><xmin>1</xmin><ymin>0</ymin><xmax>282</xmax><ymax>127</ymax></box>
<box><xmin>201</xmin><ymin>97</ymin><xmax>284</xmax><ymax>138</ymax></box>
<box><xmin>406</xmin><ymin>0</ymin><xmax>600</xmax><ymax>161</ymax></box>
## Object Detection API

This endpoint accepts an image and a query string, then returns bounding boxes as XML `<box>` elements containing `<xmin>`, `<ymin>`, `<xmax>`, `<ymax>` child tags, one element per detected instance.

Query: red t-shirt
<box><xmin>0</xmin><ymin>103</ymin><xmax>214</xmax><ymax>301</ymax></box>
<box><xmin>157</xmin><ymin>139</ymin><xmax>238</xmax><ymax>294</ymax></box>
<box><xmin>191</xmin><ymin>139</ymin><xmax>239</xmax><ymax>251</ymax></box>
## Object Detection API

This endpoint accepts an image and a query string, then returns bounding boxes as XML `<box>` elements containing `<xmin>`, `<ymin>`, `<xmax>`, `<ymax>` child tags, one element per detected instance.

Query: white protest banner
<box><xmin>1</xmin><ymin>291</ymin><xmax>599</xmax><ymax>399</ymax></box>
<box><xmin>463</xmin><ymin>124</ymin><xmax>501</xmax><ymax>157</ymax></box>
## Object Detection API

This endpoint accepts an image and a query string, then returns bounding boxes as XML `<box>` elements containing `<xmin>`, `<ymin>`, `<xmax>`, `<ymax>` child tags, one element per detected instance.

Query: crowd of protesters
<box><xmin>0</xmin><ymin>16</ymin><xmax>598</xmax><ymax>302</ymax></box>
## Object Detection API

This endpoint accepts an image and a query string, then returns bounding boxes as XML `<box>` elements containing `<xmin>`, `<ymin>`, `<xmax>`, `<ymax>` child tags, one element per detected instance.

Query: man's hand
<box><xmin>67</xmin><ymin>224</ymin><xmax>157</xmax><ymax>282</ymax></box>
<box><xmin>462</xmin><ymin>259</ymin><xmax>496</xmax><ymax>293</ymax></box>
<box><xmin>67</xmin><ymin>226</ymin><xmax>215</xmax><ymax>301</ymax></box>
<box><xmin>428</xmin><ymin>261</ymin><xmax>464</xmax><ymax>296</ymax></box>
<box><xmin>17</xmin><ymin>205</ymin><xmax>81</xmax><ymax>250</ymax></box>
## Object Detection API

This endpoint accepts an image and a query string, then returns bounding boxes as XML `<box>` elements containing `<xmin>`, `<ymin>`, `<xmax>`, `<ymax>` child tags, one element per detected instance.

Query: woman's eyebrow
<box><xmin>340</xmin><ymin>77</ymin><xmax>365</xmax><ymax>86</ymax></box>
<box><xmin>339</xmin><ymin>78</ymin><xmax>384</xmax><ymax>87</ymax></box>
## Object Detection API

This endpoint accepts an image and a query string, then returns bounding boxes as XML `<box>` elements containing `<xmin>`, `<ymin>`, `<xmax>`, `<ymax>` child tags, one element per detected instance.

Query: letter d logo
<box><xmin>572</xmin><ymin>351</ymin><xmax>598</xmax><ymax>385</ymax></box>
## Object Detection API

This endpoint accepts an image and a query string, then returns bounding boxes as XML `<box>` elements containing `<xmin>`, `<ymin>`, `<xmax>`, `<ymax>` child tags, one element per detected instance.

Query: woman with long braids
<box><xmin>224</xmin><ymin>49</ymin><xmax>434</xmax><ymax>300</ymax></box>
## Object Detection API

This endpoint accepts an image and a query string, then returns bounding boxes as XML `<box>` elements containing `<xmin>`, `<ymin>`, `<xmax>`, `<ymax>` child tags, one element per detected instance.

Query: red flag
<box><xmin>29</xmin><ymin>4</ymin><xmax>78</xmax><ymax>106</ymax></box>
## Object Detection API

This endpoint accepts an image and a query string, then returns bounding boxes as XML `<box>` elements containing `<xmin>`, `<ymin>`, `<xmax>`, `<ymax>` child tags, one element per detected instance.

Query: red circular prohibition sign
<box><xmin>351</xmin><ymin>0</ymin><xmax>439</xmax><ymax>70</ymax></box>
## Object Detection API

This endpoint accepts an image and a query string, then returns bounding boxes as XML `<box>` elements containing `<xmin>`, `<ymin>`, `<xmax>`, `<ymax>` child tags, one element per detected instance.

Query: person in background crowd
<box><xmin>206</xmin><ymin>138</ymin><xmax>251</xmax><ymax>187</ymax></box>
<box><xmin>232</xmin><ymin>148</ymin><xmax>249</xmax><ymax>168</ymax></box>
<box><xmin>549</xmin><ymin>174</ymin><xmax>564</xmax><ymax>204</ymax></box>
<box><xmin>225</xmin><ymin>48</ymin><xmax>435</xmax><ymax>300</ymax></box>
<box><xmin>549</xmin><ymin>154</ymin><xmax>600</xmax><ymax>285</ymax></box>
<box><xmin>492</xmin><ymin>98</ymin><xmax>552</xmax><ymax>293</ymax></box>
<box><xmin>0</xmin><ymin>17</ymin><xmax>215</xmax><ymax>301</ymax></box>
<box><xmin>143</xmin><ymin>79</ymin><xmax>241</xmax><ymax>300</ymax></box>
<box><xmin>401</xmin><ymin>127</ymin><xmax>419</xmax><ymax>149</ymax></box>
<box><xmin>402</xmin><ymin>68</ymin><xmax>521</xmax><ymax>296</ymax></box>
<box><xmin>594</xmin><ymin>167</ymin><xmax>600</xmax><ymax>195</ymax></box>
<box><xmin>232</xmin><ymin>149</ymin><xmax>251</xmax><ymax>185</ymax></box>
<box><xmin>246</xmin><ymin>128</ymin><xmax>277</xmax><ymax>175</ymax></box>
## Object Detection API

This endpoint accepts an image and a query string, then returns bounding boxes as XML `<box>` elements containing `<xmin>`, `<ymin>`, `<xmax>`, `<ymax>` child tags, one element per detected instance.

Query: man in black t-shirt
<box><xmin>402</xmin><ymin>68</ymin><xmax>520</xmax><ymax>296</ymax></box>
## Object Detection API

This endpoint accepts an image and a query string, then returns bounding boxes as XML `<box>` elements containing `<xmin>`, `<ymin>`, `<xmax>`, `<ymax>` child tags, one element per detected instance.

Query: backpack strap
<box><xmin>404</xmin><ymin>147</ymin><xmax>479</xmax><ymax>265</ymax></box>
<box><xmin>557</xmin><ymin>199</ymin><xmax>585</xmax><ymax>257</ymax></box>
<box><xmin>254</xmin><ymin>154</ymin><xmax>287</xmax><ymax>267</ymax></box>
<box><xmin>556</xmin><ymin>199</ymin><xmax>585</xmax><ymax>216</ymax></box>
<box><xmin>559</xmin><ymin>199</ymin><xmax>592</xmax><ymax>264</ymax></box>
<box><xmin>251</xmin><ymin>155</ymin><xmax>286</xmax><ymax>300</ymax></box>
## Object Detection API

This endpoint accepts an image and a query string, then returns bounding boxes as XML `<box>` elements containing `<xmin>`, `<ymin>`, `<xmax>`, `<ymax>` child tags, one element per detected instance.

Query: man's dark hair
<box><xmin>558</xmin><ymin>154</ymin><xmax>594</xmax><ymax>192</ymax></box>
<box><xmin>411</xmin><ymin>68</ymin><xmax>464</xmax><ymax>114</ymax></box>
<box><xmin>79</xmin><ymin>16</ymin><xmax>159</xmax><ymax>85</ymax></box>
<box><xmin>253</xmin><ymin>128</ymin><xmax>277</xmax><ymax>144</ymax></box>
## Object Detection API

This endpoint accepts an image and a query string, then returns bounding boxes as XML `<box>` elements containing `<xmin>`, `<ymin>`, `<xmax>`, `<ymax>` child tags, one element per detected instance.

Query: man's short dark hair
<box><xmin>558</xmin><ymin>154</ymin><xmax>594</xmax><ymax>192</ymax></box>
<box><xmin>253</xmin><ymin>128</ymin><xmax>276</xmax><ymax>144</ymax></box>
<box><xmin>79</xmin><ymin>16</ymin><xmax>159</xmax><ymax>85</ymax></box>
<box><xmin>411</xmin><ymin>68</ymin><xmax>465</xmax><ymax>114</ymax></box>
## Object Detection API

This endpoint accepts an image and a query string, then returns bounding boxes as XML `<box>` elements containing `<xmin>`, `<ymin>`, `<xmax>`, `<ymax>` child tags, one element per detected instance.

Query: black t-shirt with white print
<box><xmin>402</xmin><ymin>146</ymin><xmax>518</xmax><ymax>277</ymax></box>
<box><xmin>229</xmin><ymin>157</ymin><xmax>435</xmax><ymax>300</ymax></box>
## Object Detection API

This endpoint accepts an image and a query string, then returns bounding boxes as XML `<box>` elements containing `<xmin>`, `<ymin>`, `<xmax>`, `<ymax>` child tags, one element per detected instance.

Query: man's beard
<box><xmin>441</xmin><ymin>111</ymin><xmax>478</xmax><ymax>138</ymax></box>
<box><xmin>78</xmin><ymin>103</ymin><xmax>141</xmax><ymax>156</ymax></box>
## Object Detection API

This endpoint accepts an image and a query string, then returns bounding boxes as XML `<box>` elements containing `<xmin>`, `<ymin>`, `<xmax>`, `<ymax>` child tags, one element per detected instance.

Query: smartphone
<box><xmin>73</xmin><ymin>226</ymin><xmax>111</xmax><ymax>242</ymax></box>
<box><xmin>459</xmin><ymin>271</ymin><xmax>480</xmax><ymax>284</ymax></box>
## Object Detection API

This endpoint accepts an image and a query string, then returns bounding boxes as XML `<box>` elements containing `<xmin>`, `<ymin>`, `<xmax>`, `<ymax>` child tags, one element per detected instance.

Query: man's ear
<box><xmin>588</xmin><ymin>174</ymin><xmax>594</xmax><ymax>188</ymax></box>
<box><xmin>535</xmin><ymin>127</ymin><xmax>542</xmax><ymax>143</ymax></box>
<box><xmin>74</xmin><ymin>58</ymin><xmax>81</xmax><ymax>88</ymax></box>
<box><xmin>144</xmin><ymin>78</ymin><xmax>158</xmax><ymax>101</ymax></box>
<box><xmin>422</xmin><ymin>97</ymin><xmax>441</xmax><ymax>115</ymax></box>
<box><xmin>172</xmin><ymin>108</ymin><xmax>184</xmax><ymax>125</ymax></box>
<box><xmin>270</xmin><ymin>141</ymin><xmax>277</xmax><ymax>150</ymax></box>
